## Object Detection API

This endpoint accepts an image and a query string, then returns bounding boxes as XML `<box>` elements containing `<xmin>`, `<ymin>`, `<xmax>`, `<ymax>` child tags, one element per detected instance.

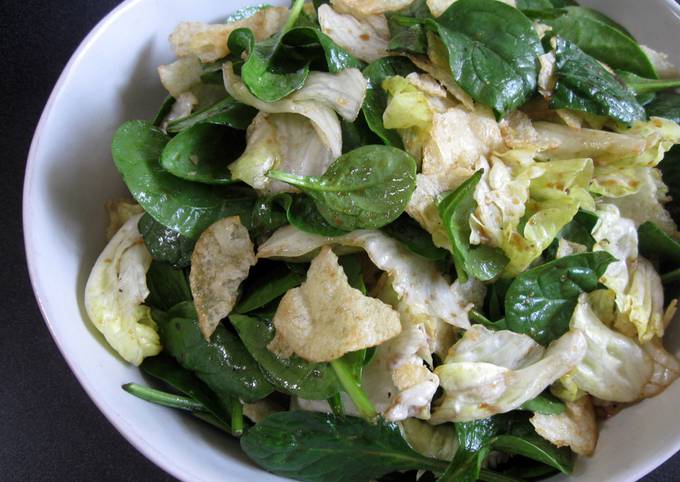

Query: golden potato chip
<box><xmin>190</xmin><ymin>216</ymin><xmax>256</xmax><ymax>339</ymax></box>
<box><xmin>169</xmin><ymin>7</ymin><xmax>288</xmax><ymax>63</ymax></box>
<box><xmin>268</xmin><ymin>246</ymin><xmax>401</xmax><ymax>362</ymax></box>
<box><xmin>158</xmin><ymin>56</ymin><xmax>203</xmax><ymax>98</ymax></box>
<box><xmin>530</xmin><ymin>396</ymin><xmax>598</xmax><ymax>456</ymax></box>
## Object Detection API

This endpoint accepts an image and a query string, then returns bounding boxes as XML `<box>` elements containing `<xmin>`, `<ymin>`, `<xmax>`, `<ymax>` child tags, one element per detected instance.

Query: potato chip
<box><xmin>105</xmin><ymin>199</ymin><xmax>143</xmax><ymax>241</ymax></box>
<box><xmin>530</xmin><ymin>396</ymin><xmax>598</xmax><ymax>456</ymax></box>
<box><xmin>158</xmin><ymin>56</ymin><xmax>203</xmax><ymax>98</ymax></box>
<box><xmin>268</xmin><ymin>246</ymin><xmax>401</xmax><ymax>363</ymax></box>
<box><xmin>169</xmin><ymin>7</ymin><xmax>288</xmax><ymax>63</ymax></box>
<box><xmin>331</xmin><ymin>0</ymin><xmax>414</xmax><ymax>17</ymax></box>
<box><xmin>190</xmin><ymin>216</ymin><xmax>256</xmax><ymax>339</ymax></box>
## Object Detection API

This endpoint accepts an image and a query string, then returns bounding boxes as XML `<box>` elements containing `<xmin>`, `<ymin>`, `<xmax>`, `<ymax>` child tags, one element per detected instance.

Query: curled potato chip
<box><xmin>105</xmin><ymin>199</ymin><xmax>143</xmax><ymax>241</ymax></box>
<box><xmin>530</xmin><ymin>396</ymin><xmax>598</xmax><ymax>456</ymax></box>
<box><xmin>190</xmin><ymin>216</ymin><xmax>256</xmax><ymax>339</ymax></box>
<box><xmin>268</xmin><ymin>246</ymin><xmax>401</xmax><ymax>362</ymax></box>
<box><xmin>169</xmin><ymin>7</ymin><xmax>288</xmax><ymax>63</ymax></box>
<box><xmin>158</xmin><ymin>56</ymin><xmax>203</xmax><ymax>98</ymax></box>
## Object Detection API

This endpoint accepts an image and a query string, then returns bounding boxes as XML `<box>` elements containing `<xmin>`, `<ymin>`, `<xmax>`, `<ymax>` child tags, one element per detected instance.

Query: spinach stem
<box><xmin>469</xmin><ymin>309</ymin><xmax>492</xmax><ymax>326</ymax></box>
<box><xmin>282</xmin><ymin>0</ymin><xmax>306</xmax><ymax>33</ymax></box>
<box><xmin>327</xmin><ymin>393</ymin><xmax>345</xmax><ymax>417</ymax></box>
<box><xmin>662</xmin><ymin>267</ymin><xmax>680</xmax><ymax>284</ymax></box>
<box><xmin>122</xmin><ymin>383</ymin><xmax>204</xmax><ymax>412</ymax></box>
<box><xmin>330</xmin><ymin>358</ymin><xmax>378</xmax><ymax>422</ymax></box>
<box><xmin>231</xmin><ymin>401</ymin><xmax>245</xmax><ymax>436</ymax></box>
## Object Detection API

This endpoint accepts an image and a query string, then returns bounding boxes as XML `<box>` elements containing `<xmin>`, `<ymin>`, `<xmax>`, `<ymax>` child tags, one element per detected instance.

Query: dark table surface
<box><xmin>2</xmin><ymin>1</ymin><xmax>679</xmax><ymax>480</ymax></box>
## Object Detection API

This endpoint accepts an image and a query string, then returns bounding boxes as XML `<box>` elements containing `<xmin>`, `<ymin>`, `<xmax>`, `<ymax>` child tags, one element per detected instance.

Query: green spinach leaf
<box><xmin>519</xmin><ymin>392</ymin><xmax>566</xmax><ymax>415</ymax></box>
<box><xmin>341</xmin><ymin>113</ymin><xmax>382</xmax><ymax>154</ymax></box>
<box><xmin>660</xmin><ymin>145</ymin><xmax>680</xmax><ymax>226</ymax></box>
<box><xmin>544</xmin><ymin>7</ymin><xmax>654</xmax><ymax>77</ymax></box>
<box><xmin>505</xmin><ymin>251</ymin><xmax>615</xmax><ymax>345</ymax></box>
<box><xmin>493</xmin><ymin>420</ymin><xmax>574</xmax><ymax>474</ymax></box>
<box><xmin>362</xmin><ymin>56</ymin><xmax>416</xmax><ymax>147</ymax></box>
<box><xmin>551</xmin><ymin>37</ymin><xmax>645</xmax><ymax>124</ymax></box>
<box><xmin>438</xmin><ymin>170</ymin><xmax>508</xmax><ymax>282</ymax></box>
<box><xmin>228</xmin><ymin>0</ymin><xmax>309</xmax><ymax>102</ymax></box>
<box><xmin>439</xmin><ymin>417</ymin><xmax>502</xmax><ymax>482</ymax></box>
<box><xmin>235</xmin><ymin>262</ymin><xmax>305</xmax><ymax>314</ymax></box>
<box><xmin>269</xmin><ymin>145</ymin><xmax>417</xmax><ymax>230</ymax></box>
<box><xmin>112</xmin><ymin>121</ymin><xmax>256</xmax><ymax>239</ymax></box>
<box><xmin>646</xmin><ymin>93</ymin><xmax>680</xmax><ymax>123</ymax></box>
<box><xmin>381</xmin><ymin>214</ymin><xmax>449</xmax><ymax>261</ymax></box>
<box><xmin>152</xmin><ymin>95</ymin><xmax>175</xmax><ymax>127</ymax></box>
<box><xmin>145</xmin><ymin>261</ymin><xmax>192</xmax><ymax>311</ymax></box>
<box><xmin>429</xmin><ymin>0</ymin><xmax>543</xmax><ymax>117</ymax></box>
<box><xmin>166</xmin><ymin>96</ymin><xmax>257</xmax><ymax>133</ymax></box>
<box><xmin>154</xmin><ymin>301</ymin><xmax>274</xmax><ymax>403</ymax></box>
<box><xmin>617</xmin><ymin>71</ymin><xmax>680</xmax><ymax>95</ymax></box>
<box><xmin>240</xmin><ymin>411</ymin><xmax>448</xmax><ymax>482</ymax></box>
<box><xmin>160</xmin><ymin>124</ymin><xmax>244</xmax><ymax>184</ymax></box>
<box><xmin>638</xmin><ymin>221</ymin><xmax>680</xmax><ymax>269</ymax></box>
<box><xmin>386</xmin><ymin>0</ymin><xmax>431</xmax><ymax>56</ymax></box>
<box><xmin>140</xmin><ymin>355</ymin><xmax>236</xmax><ymax>431</ymax></box>
<box><xmin>275</xmin><ymin>193</ymin><xmax>349</xmax><ymax>236</ymax></box>
<box><xmin>231</xmin><ymin>314</ymin><xmax>341</xmax><ymax>399</ymax></box>
<box><xmin>138</xmin><ymin>213</ymin><xmax>196</xmax><ymax>268</ymax></box>
<box><xmin>282</xmin><ymin>26</ymin><xmax>364</xmax><ymax>73</ymax></box>
<box><xmin>543</xmin><ymin>209</ymin><xmax>597</xmax><ymax>259</ymax></box>
<box><xmin>517</xmin><ymin>0</ymin><xmax>578</xmax><ymax>9</ymax></box>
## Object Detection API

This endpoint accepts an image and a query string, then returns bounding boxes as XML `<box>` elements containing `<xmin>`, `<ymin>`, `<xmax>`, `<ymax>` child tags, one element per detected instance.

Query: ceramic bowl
<box><xmin>23</xmin><ymin>0</ymin><xmax>680</xmax><ymax>480</ymax></box>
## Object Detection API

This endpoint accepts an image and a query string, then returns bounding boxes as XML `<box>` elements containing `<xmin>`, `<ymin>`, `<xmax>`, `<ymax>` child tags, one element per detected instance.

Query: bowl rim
<box><xmin>22</xmin><ymin>0</ymin><xmax>680</xmax><ymax>481</ymax></box>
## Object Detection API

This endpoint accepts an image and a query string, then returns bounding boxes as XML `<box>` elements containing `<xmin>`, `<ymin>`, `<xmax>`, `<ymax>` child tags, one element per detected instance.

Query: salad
<box><xmin>84</xmin><ymin>0</ymin><xmax>680</xmax><ymax>480</ymax></box>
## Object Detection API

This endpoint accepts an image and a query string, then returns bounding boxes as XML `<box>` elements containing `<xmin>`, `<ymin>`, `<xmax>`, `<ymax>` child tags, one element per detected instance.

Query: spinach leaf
<box><xmin>438</xmin><ymin>170</ymin><xmax>508</xmax><ymax>282</ymax></box>
<box><xmin>166</xmin><ymin>96</ymin><xmax>257</xmax><ymax>133</ymax></box>
<box><xmin>341</xmin><ymin>113</ymin><xmax>382</xmax><ymax>154</ymax></box>
<box><xmin>240</xmin><ymin>411</ymin><xmax>448</xmax><ymax>482</ymax></box>
<box><xmin>381</xmin><ymin>214</ymin><xmax>449</xmax><ymax>261</ymax></box>
<box><xmin>519</xmin><ymin>392</ymin><xmax>566</xmax><ymax>415</ymax></box>
<box><xmin>138</xmin><ymin>213</ymin><xmax>195</xmax><ymax>268</ymax></box>
<box><xmin>493</xmin><ymin>420</ymin><xmax>574</xmax><ymax>474</ymax></box>
<box><xmin>249</xmin><ymin>196</ymin><xmax>289</xmax><ymax>239</ymax></box>
<box><xmin>275</xmin><ymin>193</ymin><xmax>348</xmax><ymax>236</ymax></box>
<box><xmin>429</xmin><ymin>0</ymin><xmax>543</xmax><ymax>118</ymax></box>
<box><xmin>646</xmin><ymin>93</ymin><xmax>680</xmax><ymax>123</ymax></box>
<box><xmin>505</xmin><ymin>251</ymin><xmax>615</xmax><ymax>345</ymax></box>
<box><xmin>282</xmin><ymin>26</ymin><xmax>364</xmax><ymax>73</ymax></box>
<box><xmin>145</xmin><ymin>261</ymin><xmax>192</xmax><ymax>311</ymax></box>
<box><xmin>617</xmin><ymin>71</ymin><xmax>680</xmax><ymax>95</ymax></box>
<box><xmin>231</xmin><ymin>314</ymin><xmax>341</xmax><ymax>399</ymax></box>
<box><xmin>362</xmin><ymin>57</ymin><xmax>416</xmax><ymax>147</ymax></box>
<box><xmin>160</xmin><ymin>124</ymin><xmax>243</xmax><ymax>184</ymax></box>
<box><xmin>386</xmin><ymin>0</ymin><xmax>432</xmax><ymax>56</ymax></box>
<box><xmin>543</xmin><ymin>7</ymin><xmax>654</xmax><ymax>77</ymax></box>
<box><xmin>551</xmin><ymin>37</ymin><xmax>645</xmax><ymax>124</ymax></box>
<box><xmin>439</xmin><ymin>418</ymin><xmax>502</xmax><ymax>482</ymax></box>
<box><xmin>517</xmin><ymin>0</ymin><xmax>578</xmax><ymax>9</ymax></box>
<box><xmin>152</xmin><ymin>95</ymin><xmax>175</xmax><ymax>127</ymax></box>
<box><xmin>235</xmin><ymin>262</ymin><xmax>305</xmax><ymax>314</ymax></box>
<box><xmin>269</xmin><ymin>145</ymin><xmax>417</xmax><ymax>230</ymax></box>
<box><xmin>140</xmin><ymin>354</ymin><xmax>236</xmax><ymax>431</ymax></box>
<box><xmin>638</xmin><ymin>222</ymin><xmax>680</xmax><ymax>269</ymax></box>
<box><xmin>112</xmin><ymin>121</ymin><xmax>256</xmax><ymax>239</ymax></box>
<box><xmin>154</xmin><ymin>301</ymin><xmax>274</xmax><ymax>403</ymax></box>
<box><xmin>660</xmin><ymin>145</ymin><xmax>680</xmax><ymax>226</ymax></box>
<box><xmin>543</xmin><ymin>209</ymin><xmax>597</xmax><ymax>259</ymax></box>
<box><xmin>228</xmin><ymin>0</ymin><xmax>309</xmax><ymax>102</ymax></box>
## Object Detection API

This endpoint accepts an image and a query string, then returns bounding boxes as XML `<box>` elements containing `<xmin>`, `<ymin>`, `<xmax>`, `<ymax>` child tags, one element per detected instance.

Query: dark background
<box><xmin>1</xmin><ymin>0</ymin><xmax>678</xmax><ymax>480</ymax></box>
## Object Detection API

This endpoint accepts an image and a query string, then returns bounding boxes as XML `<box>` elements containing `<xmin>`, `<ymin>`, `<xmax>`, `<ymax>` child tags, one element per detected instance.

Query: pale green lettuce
<box><xmin>84</xmin><ymin>213</ymin><xmax>160</xmax><ymax>366</ymax></box>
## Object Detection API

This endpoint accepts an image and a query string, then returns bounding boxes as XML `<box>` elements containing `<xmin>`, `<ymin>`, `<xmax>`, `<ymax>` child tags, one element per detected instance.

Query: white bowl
<box><xmin>23</xmin><ymin>0</ymin><xmax>680</xmax><ymax>480</ymax></box>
